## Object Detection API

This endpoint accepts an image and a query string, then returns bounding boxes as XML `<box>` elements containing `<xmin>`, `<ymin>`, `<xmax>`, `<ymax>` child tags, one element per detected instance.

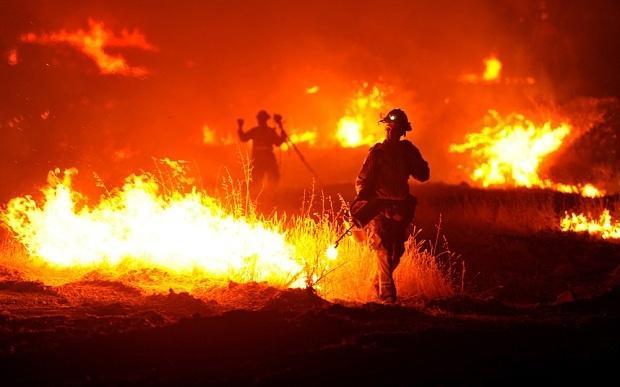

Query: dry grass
<box><xmin>0</xmin><ymin>160</ymin><xmax>458</xmax><ymax>304</ymax></box>
<box><xmin>277</xmin><ymin>189</ymin><xmax>457</xmax><ymax>302</ymax></box>
<box><xmin>418</xmin><ymin>184</ymin><xmax>618</xmax><ymax>235</ymax></box>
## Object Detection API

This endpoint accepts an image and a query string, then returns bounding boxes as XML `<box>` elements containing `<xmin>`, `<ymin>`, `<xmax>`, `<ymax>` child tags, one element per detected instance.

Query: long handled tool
<box><xmin>329</xmin><ymin>196</ymin><xmax>417</xmax><ymax>249</ymax></box>
<box><xmin>333</xmin><ymin>223</ymin><xmax>355</xmax><ymax>248</ymax></box>
<box><xmin>273</xmin><ymin>114</ymin><xmax>320</xmax><ymax>181</ymax></box>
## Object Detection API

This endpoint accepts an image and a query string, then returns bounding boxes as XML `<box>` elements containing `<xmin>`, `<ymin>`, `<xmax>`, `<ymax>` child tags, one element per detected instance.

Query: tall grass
<box><xmin>280</xmin><ymin>189</ymin><xmax>457</xmax><ymax>302</ymax></box>
<box><xmin>417</xmin><ymin>184</ymin><xmax>618</xmax><ymax>235</ymax></box>
<box><xmin>0</xmin><ymin>160</ymin><xmax>458</xmax><ymax>303</ymax></box>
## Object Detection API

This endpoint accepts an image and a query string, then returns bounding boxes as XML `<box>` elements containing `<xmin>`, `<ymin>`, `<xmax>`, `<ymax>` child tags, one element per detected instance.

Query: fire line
<box><xmin>449</xmin><ymin>110</ymin><xmax>604</xmax><ymax>198</ymax></box>
<box><xmin>20</xmin><ymin>19</ymin><xmax>155</xmax><ymax>76</ymax></box>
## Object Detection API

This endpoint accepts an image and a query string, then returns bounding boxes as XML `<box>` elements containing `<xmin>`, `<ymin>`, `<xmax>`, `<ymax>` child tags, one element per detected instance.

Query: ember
<box><xmin>306</xmin><ymin>85</ymin><xmax>320</xmax><ymax>94</ymax></box>
<box><xmin>7</xmin><ymin>48</ymin><xmax>18</xmax><ymax>65</ymax></box>
<box><xmin>202</xmin><ymin>125</ymin><xmax>217</xmax><ymax>145</ymax></box>
<box><xmin>482</xmin><ymin>56</ymin><xmax>502</xmax><ymax>82</ymax></box>
<box><xmin>460</xmin><ymin>55</ymin><xmax>503</xmax><ymax>83</ymax></box>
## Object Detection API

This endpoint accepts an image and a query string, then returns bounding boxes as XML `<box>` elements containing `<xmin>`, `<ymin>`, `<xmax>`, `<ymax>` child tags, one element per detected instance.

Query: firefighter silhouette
<box><xmin>355</xmin><ymin>108</ymin><xmax>430</xmax><ymax>304</ymax></box>
<box><xmin>237</xmin><ymin>110</ymin><xmax>286</xmax><ymax>188</ymax></box>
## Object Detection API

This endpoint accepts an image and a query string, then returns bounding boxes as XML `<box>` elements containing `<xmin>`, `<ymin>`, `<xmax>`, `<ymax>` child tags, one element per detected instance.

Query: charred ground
<box><xmin>1</xmin><ymin>183</ymin><xmax>619</xmax><ymax>385</ymax></box>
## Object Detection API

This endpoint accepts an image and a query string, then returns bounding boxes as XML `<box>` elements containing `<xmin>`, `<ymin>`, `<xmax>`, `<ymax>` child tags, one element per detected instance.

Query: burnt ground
<box><xmin>0</xmin><ymin>283</ymin><xmax>618</xmax><ymax>386</ymax></box>
<box><xmin>1</xmin><ymin>184</ymin><xmax>619</xmax><ymax>385</ymax></box>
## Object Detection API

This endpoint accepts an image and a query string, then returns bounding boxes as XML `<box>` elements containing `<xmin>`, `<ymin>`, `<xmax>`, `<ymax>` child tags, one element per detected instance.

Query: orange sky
<box><xmin>1</xmin><ymin>0</ymin><xmax>619</xmax><ymax>196</ymax></box>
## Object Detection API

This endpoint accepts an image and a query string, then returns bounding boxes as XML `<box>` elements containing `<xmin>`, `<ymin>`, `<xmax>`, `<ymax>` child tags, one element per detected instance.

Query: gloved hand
<box><xmin>273</xmin><ymin>114</ymin><xmax>283</xmax><ymax>125</ymax></box>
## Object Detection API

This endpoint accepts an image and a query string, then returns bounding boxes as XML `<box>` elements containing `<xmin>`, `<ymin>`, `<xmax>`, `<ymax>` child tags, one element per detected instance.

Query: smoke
<box><xmin>1</xmin><ymin>0</ymin><xmax>619</xmax><ymax>196</ymax></box>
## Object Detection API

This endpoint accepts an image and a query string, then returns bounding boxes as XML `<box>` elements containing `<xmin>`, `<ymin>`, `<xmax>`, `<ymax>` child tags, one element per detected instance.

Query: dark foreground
<box><xmin>0</xmin><ymin>279</ymin><xmax>618</xmax><ymax>386</ymax></box>
<box><xmin>1</xmin><ymin>185</ymin><xmax>619</xmax><ymax>385</ymax></box>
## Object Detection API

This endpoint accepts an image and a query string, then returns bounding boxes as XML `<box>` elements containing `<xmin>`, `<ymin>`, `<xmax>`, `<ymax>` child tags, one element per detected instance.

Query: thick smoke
<box><xmin>1</xmin><ymin>0</ymin><xmax>619</xmax><ymax>198</ymax></box>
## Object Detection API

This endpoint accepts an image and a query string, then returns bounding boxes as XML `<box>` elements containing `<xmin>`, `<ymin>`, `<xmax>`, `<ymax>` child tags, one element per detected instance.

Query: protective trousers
<box><xmin>367</xmin><ymin>215</ymin><xmax>410</xmax><ymax>303</ymax></box>
<box><xmin>251</xmin><ymin>151</ymin><xmax>280</xmax><ymax>186</ymax></box>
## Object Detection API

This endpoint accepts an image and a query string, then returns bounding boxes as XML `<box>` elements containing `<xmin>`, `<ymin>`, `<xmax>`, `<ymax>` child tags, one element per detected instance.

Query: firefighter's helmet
<box><xmin>256</xmin><ymin>110</ymin><xmax>271</xmax><ymax>120</ymax></box>
<box><xmin>379</xmin><ymin>108</ymin><xmax>412</xmax><ymax>131</ymax></box>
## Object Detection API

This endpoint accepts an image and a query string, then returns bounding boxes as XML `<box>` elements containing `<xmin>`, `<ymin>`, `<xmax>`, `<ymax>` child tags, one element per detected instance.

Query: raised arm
<box><xmin>237</xmin><ymin>119</ymin><xmax>254</xmax><ymax>142</ymax></box>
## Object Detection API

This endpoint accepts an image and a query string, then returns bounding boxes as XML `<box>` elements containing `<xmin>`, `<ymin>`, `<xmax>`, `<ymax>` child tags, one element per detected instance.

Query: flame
<box><xmin>336</xmin><ymin>84</ymin><xmax>386</xmax><ymax>147</ymax></box>
<box><xmin>287</xmin><ymin>130</ymin><xmax>318</xmax><ymax>145</ymax></box>
<box><xmin>552</xmin><ymin>183</ymin><xmax>603</xmax><ymax>199</ymax></box>
<box><xmin>336</xmin><ymin>117</ymin><xmax>363</xmax><ymax>147</ymax></box>
<box><xmin>306</xmin><ymin>85</ymin><xmax>320</xmax><ymax>94</ymax></box>
<box><xmin>0</xmin><ymin>167</ymin><xmax>456</xmax><ymax>301</ymax></box>
<box><xmin>7</xmin><ymin>48</ymin><xmax>18</xmax><ymax>65</ymax></box>
<box><xmin>580</xmin><ymin>184</ymin><xmax>602</xmax><ymax>199</ymax></box>
<box><xmin>325</xmin><ymin>245</ymin><xmax>338</xmax><ymax>260</ymax></box>
<box><xmin>20</xmin><ymin>19</ymin><xmax>155</xmax><ymax>77</ymax></box>
<box><xmin>1</xmin><ymin>168</ymin><xmax>302</xmax><ymax>286</ymax></box>
<box><xmin>460</xmin><ymin>55</ymin><xmax>503</xmax><ymax>83</ymax></box>
<box><xmin>278</xmin><ymin>129</ymin><xmax>318</xmax><ymax>151</ymax></box>
<box><xmin>201</xmin><ymin>125</ymin><xmax>234</xmax><ymax>145</ymax></box>
<box><xmin>449</xmin><ymin>110</ymin><xmax>604</xmax><ymax>197</ymax></box>
<box><xmin>561</xmin><ymin>210</ymin><xmax>620</xmax><ymax>239</ymax></box>
<box><xmin>202</xmin><ymin>125</ymin><xmax>217</xmax><ymax>144</ymax></box>
<box><xmin>482</xmin><ymin>56</ymin><xmax>502</xmax><ymax>81</ymax></box>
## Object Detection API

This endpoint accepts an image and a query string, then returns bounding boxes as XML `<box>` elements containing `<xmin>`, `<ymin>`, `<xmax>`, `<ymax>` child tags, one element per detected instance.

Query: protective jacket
<box><xmin>355</xmin><ymin>139</ymin><xmax>429</xmax><ymax>200</ymax></box>
<box><xmin>354</xmin><ymin>138</ymin><xmax>430</xmax><ymax>303</ymax></box>
<box><xmin>238</xmin><ymin>125</ymin><xmax>285</xmax><ymax>157</ymax></box>
<box><xmin>238</xmin><ymin>125</ymin><xmax>286</xmax><ymax>184</ymax></box>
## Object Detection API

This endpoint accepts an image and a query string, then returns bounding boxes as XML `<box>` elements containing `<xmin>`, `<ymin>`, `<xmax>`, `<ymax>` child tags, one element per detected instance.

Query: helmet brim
<box><xmin>379</xmin><ymin>119</ymin><xmax>412</xmax><ymax>130</ymax></box>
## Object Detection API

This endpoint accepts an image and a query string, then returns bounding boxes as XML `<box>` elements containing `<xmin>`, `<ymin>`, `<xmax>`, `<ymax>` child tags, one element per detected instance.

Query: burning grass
<box><xmin>449</xmin><ymin>110</ymin><xmax>604</xmax><ymax>198</ymax></box>
<box><xmin>561</xmin><ymin>209</ymin><xmax>620</xmax><ymax>240</ymax></box>
<box><xmin>0</xmin><ymin>162</ymin><xmax>456</xmax><ymax>304</ymax></box>
<box><xmin>416</xmin><ymin>183</ymin><xmax>619</xmax><ymax>238</ymax></box>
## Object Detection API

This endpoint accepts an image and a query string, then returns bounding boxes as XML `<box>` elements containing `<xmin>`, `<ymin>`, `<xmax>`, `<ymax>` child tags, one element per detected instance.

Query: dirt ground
<box><xmin>1</xmin><ymin>183</ymin><xmax>619</xmax><ymax>385</ymax></box>
<box><xmin>0</xmin><ymin>282</ymin><xmax>618</xmax><ymax>385</ymax></box>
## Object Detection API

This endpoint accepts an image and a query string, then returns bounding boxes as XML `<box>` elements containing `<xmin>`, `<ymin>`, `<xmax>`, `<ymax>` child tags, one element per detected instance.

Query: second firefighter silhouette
<box><xmin>355</xmin><ymin>108</ymin><xmax>430</xmax><ymax>304</ymax></box>
<box><xmin>237</xmin><ymin>110</ymin><xmax>286</xmax><ymax>187</ymax></box>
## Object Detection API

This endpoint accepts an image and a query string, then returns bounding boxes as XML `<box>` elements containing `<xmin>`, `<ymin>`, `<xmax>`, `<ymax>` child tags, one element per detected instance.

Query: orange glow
<box><xmin>1</xmin><ymin>168</ymin><xmax>303</xmax><ymax>286</ymax></box>
<box><xmin>0</xmin><ymin>166</ymin><xmax>454</xmax><ymax>301</ymax></box>
<box><xmin>482</xmin><ymin>56</ymin><xmax>502</xmax><ymax>81</ymax></box>
<box><xmin>7</xmin><ymin>48</ymin><xmax>18</xmax><ymax>65</ymax></box>
<box><xmin>561</xmin><ymin>210</ymin><xmax>620</xmax><ymax>239</ymax></box>
<box><xmin>449</xmin><ymin>110</ymin><xmax>604</xmax><ymax>197</ymax></box>
<box><xmin>20</xmin><ymin>19</ymin><xmax>155</xmax><ymax>77</ymax></box>
<box><xmin>201</xmin><ymin>125</ymin><xmax>234</xmax><ymax>145</ymax></box>
<box><xmin>288</xmin><ymin>130</ymin><xmax>318</xmax><ymax>145</ymax></box>
<box><xmin>280</xmin><ymin>130</ymin><xmax>318</xmax><ymax>151</ymax></box>
<box><xmin>580</xmin><ymin>184</ymin><xmax>602</xmax><ymax>199</ymax></box>
<box><xmin>202</xmin><ymin>125</ymin><xmax>217</xmax><ymax>144</ymax></box>
<box><xmin>336</xmin><ymin>83</ymin><xmax>386</xmax><ymax>147</ymax></box>
<box><xmin>325</xmin><ymin>245</ymin><xmax>338</xmax><ymax>260</ymax></box>
<box><xmin>460</xmin><ymin>55</ymin><xmax>503</xmax><ymax>83</ymax></box>
<box><xmin>552</xmin><ymin>183</ymin><xmax>603</xmax><ymax>199</ymax></box>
